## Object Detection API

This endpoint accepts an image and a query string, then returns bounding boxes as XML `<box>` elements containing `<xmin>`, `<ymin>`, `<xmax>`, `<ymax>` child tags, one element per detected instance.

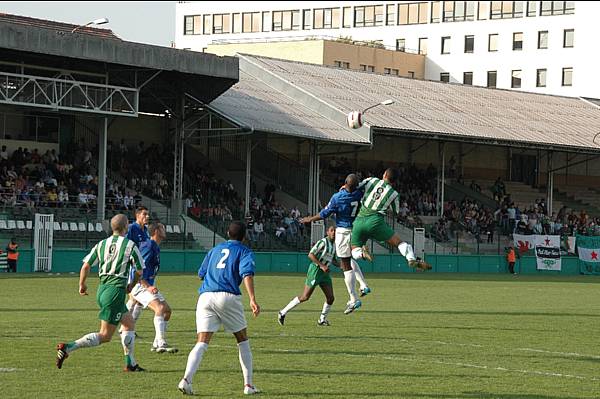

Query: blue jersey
<box><xmin>127</xmin><ymin>222</ymin><xmax>149</xmax><ymax>248</ymax></box>
<box><xmin>319</xmin><ymin>188</ymin><xmax>364</xmax><ymax>228</ymax></box>
<box><xmin>139</xmin><ymin>240</ymin><xmax>160</xmax><ymax>286</ymax></box>
<box><xmin>198</xmin><ymin>240</ymin><xmax>255</xmax><ymax>296</ymax></box>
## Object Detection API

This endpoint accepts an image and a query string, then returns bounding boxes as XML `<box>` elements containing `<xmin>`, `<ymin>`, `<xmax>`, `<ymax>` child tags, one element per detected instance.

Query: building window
<box><xmin>314</xmin><ymin>8</ymin><xmax>340</xmax><ymax>29</ymax></box>
<box><xmin>396</xmin><ymin>38</ymin><xmax>406</xmax><ymax>51</ymax></box>
<box><xmin>203</xmin><ymin>14</ymin><xmax>212</xmax><ymax>35</ymax></box>
<box><xmin>536</xmin><ymin>69</ymin><xmax>547</xmax><ymax>87</ymax></box>
<box><xmin>487</xmin><ymin>71</ymin><xmax>497</xmax><ymax>88</ymax></box>
<box><xmin>441</xmin><ymin>36</ymin><xmax>451</xmax><ymax>54</ymax></box>
<box><xmin>491</xmin><ymin>1</ymin><xmax>524</xmax><ymax>19</ymax></box>
<box><xmin>537</xmin><ymin>31</ymin><xmax>548</xmax><ymax>49</ymax></box>
<box><xmin>398</xmin><ymin>2</ymin><xmax>428</xmax><ymax>25</ymax></box>
<box><xmin>386</xmin><ymin>4</ymin><xmax>395</xmax><ymax>25</ymax></box>
<box><xmin>408</xmin><ymin>71</ymin><xmax>415</xmax><ymax>78</ymax></box>
<box><xmin>262</xmin><ymin>12</ymin><xmax>270</xmax><ymax>32</ymax></box>
<box><xmin>360</xmin><ymin>64</ymin><xmax>375</xmax><ymax>72</ymax></box>
<box><xmin>384</xmin><ymin>68</ymin><xmax>391</xmax><ymax>74</ymax></box>
<box><xmin>513</xmin><ymin>32</ymin><xmax>523</xmax><ymax>50</ymax></box>
<box><xmin>355</xmin><ymin>4</ymin><xmax>384</xmax><ymax>27</ymax></box>
<box><xmin>463</xmin><ymin>72</ymin><xmax>473</xmax><ymax>85</ymax></box>
<box><xmin>562</xmin><ymin>67</ymin><xmax>573</xmax><ymax>86</ymax></box>
<box><xmin>212</xmin><ymin>14</ymin><xmax>231</xmax><ymax>34</ymax></box>
<box><xmin>478</xmin><ymin>1</ymin><xmax>488</xmax><ymax>20</ymax></box>
<box><xmin>392</xmin><ymin>69</ymin><xmax>399</xmax><ymax>75</ymax></box>
<box><xmin>303</xmin><ymin>9</ymin><xmax>311</xmax><ymax>29</ymax></box>
<box><xmin>343</xmin><ymin>7</ymin><xmax>352</xmax><ymax>27</ymax></box>
<box><xmin>443</xmin><ymin>1</ymin><xmax>476</xmax><ymax>22</ymax></box>
<box><xmin>184</xmin><ymin>15</ymin><xmax>202</xmax><ymax>35</ymax></box>
<box><xmin>431</xmin><ymin>1</ymin><xmax>441</xmax><ymax>22</ymax></box>
<box><xmin>511</xmin><ymin>69</ymin><xmax>522</xmax><ymax>88</ymax></box>
<box><xmin>541</xmin><ymin>1</ymin><xmax>575</xmax><ymax>16</ymax></box>
<box><xmin>418</xmin><ymin>37</ymin><xmax>428</xmax><ymax>55</ymax></box>
<box><xmin>464</xmin><ymin>35</ymin><xmax>474</xmax><ymax>53</ymax></box>
<box><xmin>527</xmin><ymin>1</ymin><xmax>537</xmax><ymax>16</ymax></box>
<box><xmin>488</xmin><ymin>33</ymin><xmax>498</xmax><ymax>51</ymax></box>
<box><xmin>242</xmin><ymin>12</ymin><xmax>261</xmax><ymax>33</ymax></box>
<box><xmin>563</xmin><ymin>29</ymin><xmax>574</xmax><ymax>48</ymax></box>
<box><xmin>232</xmin><ymin>13</ymin><xmax>241</xmax><ymax>33</ymax></box>
<box><xmin>334</xmin><ymin>60</ymin><xmax>350</xmax><ymax>69</ymax></box>
<box><xmin>272</xmin><ymin>10</ymin><xmax>300</xmax><ymax>31</ymax></box>
<box><xmin>440</xmin><ymin>72</ymin><xmax>450</xmax><ymax>83</ymax></box>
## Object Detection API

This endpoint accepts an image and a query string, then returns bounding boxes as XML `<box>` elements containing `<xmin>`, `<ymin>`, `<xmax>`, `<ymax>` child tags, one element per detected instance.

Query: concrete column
<box><xmin>97</xmin><ymin>117</ymin><xmax>107</xmax><ymax>221</ymax></box>
<box><xmin>245</xmin><ymin>138</ymin><xmax>251</xmax><ymax>217</ymax></box>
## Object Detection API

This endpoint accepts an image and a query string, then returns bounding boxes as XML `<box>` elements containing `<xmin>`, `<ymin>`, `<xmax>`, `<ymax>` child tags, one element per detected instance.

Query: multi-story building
<box><xmin>175</xmin><ymin>1</ymin><xmax>596</xmax><ymax>98</ymax></box>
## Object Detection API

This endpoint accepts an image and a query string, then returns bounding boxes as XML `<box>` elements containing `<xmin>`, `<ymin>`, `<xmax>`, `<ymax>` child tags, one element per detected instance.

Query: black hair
<box><xmin>228</xmin><ymin>221</ymin><xmax>247</xmax><ymax>241</ymax></box>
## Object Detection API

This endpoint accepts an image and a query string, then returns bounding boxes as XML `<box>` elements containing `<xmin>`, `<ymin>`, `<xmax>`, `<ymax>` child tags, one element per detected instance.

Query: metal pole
<box><xmin>547</xmin><ymin>152</ymin><xmax>554</xmax><ymax>216</ymax></box>
<box><xmin>440</xmin><ymin>142</ymin><xmax>446</xmax><ymax>217</ymax></box>
<box><xmin>97</xmin><ymin>117</ymin><xmax>107</xmax><ymax>221</ymax></box>
<box><xmin>245</xmin><ymin>139</ymin><xmax>251</xmax><ymax>217</ymax></box>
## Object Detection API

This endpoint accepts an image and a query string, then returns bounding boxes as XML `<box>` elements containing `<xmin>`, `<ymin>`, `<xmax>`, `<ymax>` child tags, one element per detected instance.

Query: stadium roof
<box><xmin>216</xmin><ymin>54</ymin><xmax>600</xmax><ymax>153</ymax></box>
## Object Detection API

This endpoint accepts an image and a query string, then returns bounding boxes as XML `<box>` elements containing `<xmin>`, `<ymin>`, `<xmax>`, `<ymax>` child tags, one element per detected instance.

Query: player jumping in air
<box><xmin>278</xmin><ymin>226</ymin><xmax>337</xmax><ymax>326</ymax></box>
<box><xmin>301</xmin><ymin>174</ymin><xmax>370</xmax><ymax>314</ymax></box>
<box><xmin>178</xmin><ymin>221</ymin><xmax>260</xmax><ymax>396</ymax></box>
<box><xmin>351</xmin><ymin>168</ymin><xmax>431</xmax><ymax>271</ymax></box>
<box><xmin>56</xmin><ymin>214</ymin><xmax>146</xmax><ymax>372</ymax></box>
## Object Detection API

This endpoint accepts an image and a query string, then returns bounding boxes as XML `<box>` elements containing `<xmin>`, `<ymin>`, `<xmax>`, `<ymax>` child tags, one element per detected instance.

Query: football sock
<box><xmin>343</xmin><ymin>270</ymin><xmax>358</xmax><ymax>303</ymax></box>
<box><xmin>351</xmin><ymin>259</ymin><xmax>368</xmax><ymax>290</ymax></box>
<box><xmin>131</xmin><ymin>303</ymin><xmax>143</xmax><ymax>321</ymax></box>
<box><xmin>153</xmin><ymin>315</ymin><xmax>166</xmax><ymax>346</ymax></box>
<box><xmin>125</xmin><ymin>298</ymin><xmax>135</xmax><ymax>311</ymax></box>
<box><xmin>320</xmin><ymin>302</ymin><xmax>331</xmax><ymax>321</ymax></box>
<box><xmin>280</xmin><ymin>297</ymin><xmax>301</xmax><ymax>315</ymax></box>
<box><xmin>398</xmin><ymin>242</ymin><xmax>416</xmax><ymax>262</ymax></box>
<box><xmin>351</xmin><ymin>247</ymin><xmax>364</xmax><ymax>260</ymax></box>
<box><xmin>120</xmin><ymin>331</ymin><xmax>137</xmax><ymax>367</ymax></box>
<box><xmin>238</xmin><ymin>340</ymin><xmax>253</xmax><ymax>386</ymax></box>
<box><xmin>183</xmin><ymin>342</ymin><xmax>208</xmax><ymax>384</ymax></box>
<box><xmin>66</xmin><ymin>332</ymin><xmax>100</xmax><ymax>353</ymax></box>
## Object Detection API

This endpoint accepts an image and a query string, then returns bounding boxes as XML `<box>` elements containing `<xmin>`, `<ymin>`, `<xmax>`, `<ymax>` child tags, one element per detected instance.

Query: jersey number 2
<box><xmin>216</xmin><ymin>249</ymin><xmax>230</xmax><ymax>269</ymax></box>
<box><xmin>350</xmin><ymin>201</ymin><xmax>359</xmax><ymax>217</ymax></box>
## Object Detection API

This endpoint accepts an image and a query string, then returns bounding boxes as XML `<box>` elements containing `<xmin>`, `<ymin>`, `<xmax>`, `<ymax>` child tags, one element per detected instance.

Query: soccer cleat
<box><xmin>244</xmin><ymin>384</ymin><xmax>260</xmax><ymax>395</ymax></box>
<box><xmin>277</xmin><ymin>311</ymin><xmax>285</xmax><ymax>326</ymax></box>
<box><xmin>178</xmin><ymin>378</ymin><xmax>194</xmax><ymax>395</ymax></box>
<box><xmin>155</xmin><ymin>343</ymin><xmax>178</xmax><ymax>353</ymax></box>
<box><xmin>123</xmin><ymin>364</ymin><xmax>146</xmax><ymax>372</ymax></box>
<box><xmin>317</xmin><ymin>319</ymin><xmax>331</xmax><ymax>326</ymax></box>
<box><xmin>362</xmin><ymin>245</ymin><xmax>373</xmax><ymax>262</ymax></box>
<box><xmin>56</xmin><ymin>343</ymin><xmax>69</xmax><ymax>369</ymax></box>
<box><xmin>343</xmin><ymin>300</ymin><xmax>362</xmax><ymax>315</ymax></box>
<box><xmin>408</xmin><ymin>258</ymin><xmax>432</xmax><ymax>271</ymax></box>
<box><xmin>360</xmin><ymin>287</ymin><xmax>372</xmax><ymax>297</ymax></box>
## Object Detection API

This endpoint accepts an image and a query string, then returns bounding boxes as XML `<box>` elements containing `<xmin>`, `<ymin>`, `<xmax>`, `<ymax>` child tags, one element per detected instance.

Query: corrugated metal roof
<box><xmin>210</xmin><ymin>70</ymin><xmax>370</xmax><ymax>144</ymax></box>
<box><xmin>0</xmin><ymin>13</ymin><xmax>120</xmax><ymax>40</ymax></box>
<box><xmin>239</xmin><ymin>54</ymin><xmax>600</xmax><ymax>152</ymax></box>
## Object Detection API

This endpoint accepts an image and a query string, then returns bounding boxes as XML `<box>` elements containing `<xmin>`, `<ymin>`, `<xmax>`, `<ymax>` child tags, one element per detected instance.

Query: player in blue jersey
<box><xmin>123</xmin><ymin>206</ymin><xmax>150</xmax><ymax>328</ymax></box>
<box><xmin>301</xmin><ymin>174</ymin><xmax>371</xmax><ymax>314</ymax></box>
<box><xmin>130</xmin><ymin>222</ymin><xmax>177</xmax><ymax>353</ymax></box>
<box><xmin>178</xmin><ymin>221</ymin><xmax>260</xmax><ymax>396</ymax></box>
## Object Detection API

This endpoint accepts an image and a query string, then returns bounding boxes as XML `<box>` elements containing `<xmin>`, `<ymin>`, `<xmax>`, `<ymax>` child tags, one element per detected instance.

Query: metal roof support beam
<box><xmin>437</xmin><ymin>142</ymin><xmax>446</xmax><ymax>217</ymax></box>
<box><xmin>171</xmin><ymin>93</ymin><xmax>185</xmax><ymax>223</ymax></box>
<box><xmin>308</xmin><ymin>141</ymin><xmax>320</xmax><ymax>216</ymax></box>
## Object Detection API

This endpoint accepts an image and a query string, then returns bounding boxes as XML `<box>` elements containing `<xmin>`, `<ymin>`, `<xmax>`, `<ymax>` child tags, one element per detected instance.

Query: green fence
<box><xmin>8</xmin><ymin>249</ymin><xmax>585</xmax><ymax>276</ymax></box>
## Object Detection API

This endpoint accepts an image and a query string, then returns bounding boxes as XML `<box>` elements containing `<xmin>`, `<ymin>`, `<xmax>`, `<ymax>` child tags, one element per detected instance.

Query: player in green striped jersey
<box><xmin>56</xmin><ymin>214</ymin><xmax>148</xmax><ymax>372</ymax></box>
<box><xmin>351</xmin><ymin>168</ymin><xmax>431</xmax><ymax>271</ymax></box>
<box><xmin>278</xmin><ymin>226</ymin><xmax>337</xmax><ymax>326</ymax></box>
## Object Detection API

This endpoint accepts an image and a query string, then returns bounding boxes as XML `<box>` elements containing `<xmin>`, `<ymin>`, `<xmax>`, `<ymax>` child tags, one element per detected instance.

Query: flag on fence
<box><xmin>513</xmin><ymin>234</ymin><xmax>535</xmax><ymax>254</ymax></box>
<box><xmin>577</xmin><ymin>235</ymin><xmax>600</xmax><ymax>275</ymax></box>
<box><xmin>534</xmin><ymin>235</ymin><xmax>561</xmax><ymax>271</ymax></box>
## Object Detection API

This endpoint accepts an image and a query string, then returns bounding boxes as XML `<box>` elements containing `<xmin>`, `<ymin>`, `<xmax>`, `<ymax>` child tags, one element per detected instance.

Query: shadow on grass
<box><xmin>258</xmin><ymin>368</ymin><xmax>490</xmax><ymax>379</ymax></box>
<box><xmin>269</xmin><ymin>391</ymin><xmax>587</xmax><ymax>399</ymax></box>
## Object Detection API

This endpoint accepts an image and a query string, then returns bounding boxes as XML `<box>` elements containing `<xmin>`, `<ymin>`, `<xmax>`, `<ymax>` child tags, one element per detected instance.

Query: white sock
<box><xmin>398</xmin><ymin>242</ymin><xmax>416</xmax><ymax>262</ymax></box>
<box><xmin>280</xmin><ymin>297</ymin><xmax>301</xmax><ymax>316</ymax></box>
<box><xmin>67</xmin><ymin>332</ymin><xmax>100</xmax><ymax>353</ymax></box>
<box><xmin>153</xmin><ymin>315</ymin><xmax>167</xmax><ymax>346</ymax></box>
<box><xmin>131</xmin><ymin>303</ymin><xmax>143</xmax><ymax>321</ymax></box>
<box><xmin>126</xmin><ymin>298</ymin><xmax>135</xmax><ymax>311</ymax></box>
<box><xmin>238</xmin><ymin>340</ymin><xmax>253</xmax><ymax>386</ymax></box>
<box><xmin>351</xmin><ymin>247</ymin><xmax>364</xmax><ymax>260</ymax></box>
<box><xmin>120</xmin><ymin>330</ymin><xmax>137</xmax><ymax>367</ymax></box>
<box><xmin>320</xmin><ymin>302</ymin><xmax>331</xmax><ymax>321</ymax></box>
<box><xmin>343</xmin><ymin>270</ymin><xmax>358</xmax><ymax>303</ymax></box>
<box><xmin>183</xmin><ymin>342</ymin><xmax>208</xmax><ymax>384</ymax></box>
<box><xmin>351</xmin><ymin>259</ymin><xmax>368</xmax><ymax>290</ymax></box>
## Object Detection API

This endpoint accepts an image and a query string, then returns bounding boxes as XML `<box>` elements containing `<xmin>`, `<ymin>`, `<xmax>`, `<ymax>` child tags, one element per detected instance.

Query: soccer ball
<box><xmin>347</xmin><ymin>111</ymin><xmax>363</xmax><ymax>129</ymax></box>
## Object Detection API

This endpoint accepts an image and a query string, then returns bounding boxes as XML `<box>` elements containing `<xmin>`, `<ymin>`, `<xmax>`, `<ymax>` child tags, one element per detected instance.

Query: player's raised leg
<box><xmin>351</xmin><ymin>258</ymin><xmax>371</xmax><ymax>297</ymax></box>
<box><xmin>335</xmin><ymin>227</ymin><xmax>362</xmax><ymax>313</ymax></box>
<box><xmin>387</xmin><ymin>234</ymin><xmax>431</xmax><ymax>270</ymax></box>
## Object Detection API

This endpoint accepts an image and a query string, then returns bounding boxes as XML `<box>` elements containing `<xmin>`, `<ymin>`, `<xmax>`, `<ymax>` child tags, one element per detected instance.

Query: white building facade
<box><xmin>175</xmin><ymin>1</ymin><xmax>597</xmax><ymax>98</ymax></box>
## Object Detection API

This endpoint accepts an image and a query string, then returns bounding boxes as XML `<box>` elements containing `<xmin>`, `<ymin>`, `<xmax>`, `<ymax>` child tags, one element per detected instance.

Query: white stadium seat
<box><xmin>166</xmin><ymin>225</ymin><xmax>173</xmax><ymax>234</ymax></box>
<box><xmin>16</xmin><ymin>220</ymin><xmax>25</xmax><ymax>229</ymax></box>
<box><xmin>88</xmin><ymin>223</ymin><xmax>95</xmax><ymax>232</ymax></box>
<box><xmin>95</xmin><ymin>222</ymin><xmax>103</xmax><ymax>233</ymax></box>
<box><xmin>54</xmin><ymin>222</ymin><xmax>61</xmax><ymax>231</ymax></box>
<box><xmin>173</xmin><ymin>225</ymin><xmax>181</xmax><ymax>234</ymax></box>
<box><xmin>78</xmin><ymin>222</ymin><xmax>86</xmax><ymax>232</ymax></box>
<box><xmin>26</xmin><ymin>221</ymin><xmax>33</xmax><ymax>229</ymax></box>
<box><xmin>70</xmin><ymin>222</ymin><xmax>78</xmax><ymax>231</ymax></box>
<box><xmin>7</xmin><ymin>220</ymin><xmax>16</xmax><ymax>229</ymax></box>
<box><xmin>61</xmin><ymin>222</ymin><xmax>69</xmax><ymax>231</ymax></box>
<box><xmin>0</xmin><ymin>220</ymin><xmax>7</xmax><ymax>230</ymax></box>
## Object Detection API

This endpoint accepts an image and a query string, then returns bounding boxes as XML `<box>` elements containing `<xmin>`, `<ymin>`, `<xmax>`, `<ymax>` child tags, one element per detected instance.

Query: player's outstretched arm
<box><xmin>243</xmin><ymin>275</ymin><xmax>260</xmax><ymax>317</ymax></box>
<box><xmin>78</xmin><ymin>262</ymin><xmax>91</xmax><ymax>296</ymax></box>
<box><xmin>300</xmin><ymin>214</ymin><xmax>322</xmax><ymax>225</ymax></box>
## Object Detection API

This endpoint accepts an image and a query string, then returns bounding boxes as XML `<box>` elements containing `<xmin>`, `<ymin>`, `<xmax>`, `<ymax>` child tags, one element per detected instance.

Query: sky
<box><xmin>0</xmin><ymin>1</ymin><xmax>176</xmax><ymax>46</ymax></box>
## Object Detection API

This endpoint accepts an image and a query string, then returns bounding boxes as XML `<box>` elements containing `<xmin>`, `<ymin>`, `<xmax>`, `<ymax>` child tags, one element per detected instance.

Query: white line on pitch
<box><xmin>516</xmin><ymin>347</ymin><xmax>600</xmax><ymax>359</ymax></box>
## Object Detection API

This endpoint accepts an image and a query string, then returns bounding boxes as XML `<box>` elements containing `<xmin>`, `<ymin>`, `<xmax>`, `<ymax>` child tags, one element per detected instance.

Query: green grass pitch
<box><xmin>1</xmin><ymin>272</ymin><xmax>600</xmax><ymax>398</ymax></box>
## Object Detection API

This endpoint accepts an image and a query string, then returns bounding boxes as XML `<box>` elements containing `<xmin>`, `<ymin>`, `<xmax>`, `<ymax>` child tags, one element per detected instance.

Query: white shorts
<box><xmin>195</xmin><ymin>292</ymin><xmax>247</xmax><ymax>334</ymax></box>
<box><xmin>131</xmin><ymin>283</ymin><xmax>165</xmax><ymax>308</ymax></box>
<box><xmin>335</xmin><ymin>227</ymin><xmax>352</xmax><ymax>258</ymax></box>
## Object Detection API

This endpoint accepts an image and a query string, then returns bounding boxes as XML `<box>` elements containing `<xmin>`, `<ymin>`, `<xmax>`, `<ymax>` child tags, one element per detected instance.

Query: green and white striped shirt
<box><xmin>309</xmin><ymin>237</ymin><xmax>335</xmax><ymax>267</ymax></box>
<box><xmin>83</xmin><ymin>234</ymin><xmax>144</xmax><ymax>288</ymax></box>
<box><xmin>357</xmin><ymin>177</ymin><xmax>400</xmax><ymax>217</ymax></box>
